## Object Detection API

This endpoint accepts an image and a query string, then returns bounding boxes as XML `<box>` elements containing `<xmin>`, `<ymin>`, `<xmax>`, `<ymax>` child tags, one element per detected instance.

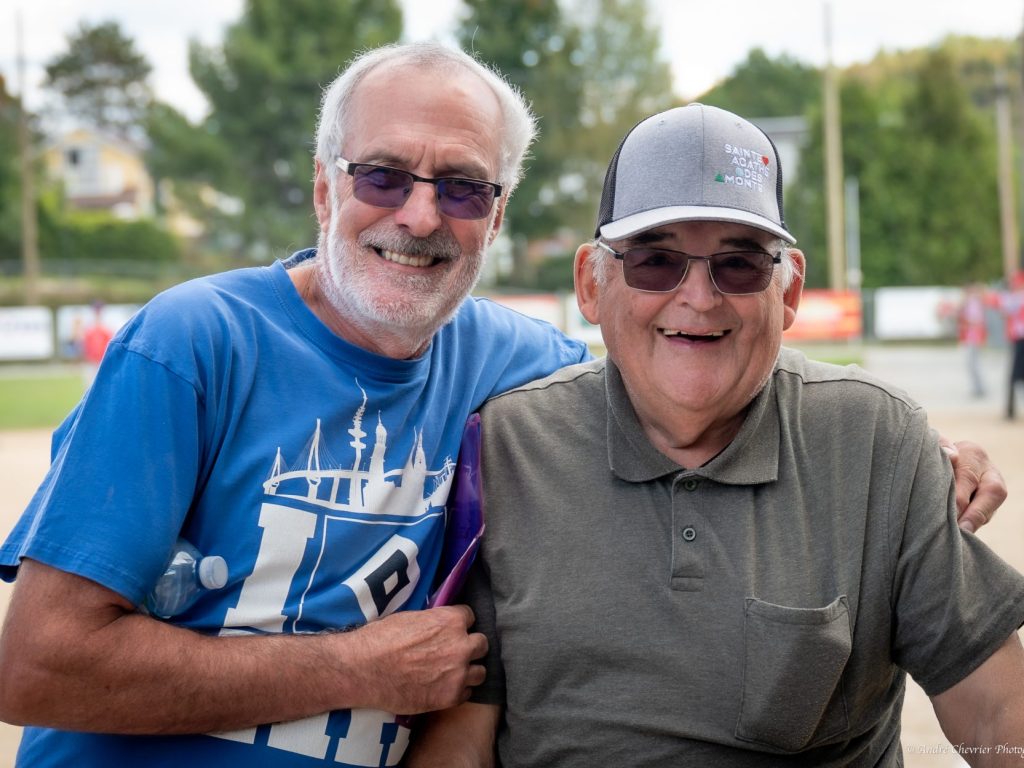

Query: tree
<box><xmin>785</xmin><ymin>79</ymin><xmax>886</xmax><ymax>288</ymax></box>
<box><xmin>870</xmin><ymin>48</ymin><xmax>1001</xmax><ymax>286</ymax></box>
<box><xmin>566</xmin><ymin>0</ymin><xmax>676</xmax><ymax>239</ymax></box>
<box><xmin>0</xmin><ymin>74</ymin><xmax>21</xmax><ymax>260</ymax></box>
<box><xmin>456</xmin><ymin>0</ymin><xmax>586</xmax><ymax>270</ymax></box>
<box><xmin>187</xmin><ymin>0</ymin><xmax>403</xmax><ymax>257</ymax></box>
<box><xmin>700</xmin><ymin>49</ymin><xmax>820</xmax><ymax>118</ymax></box>
<box><xmin>788</xmin><ymin>46</ymin><xmax>1003</xmax><ymax>289</ymax></box>
<box><xmin>457</xmin><ymin>0</ymin><xmax>676</xmax><ymax>286</ymax></box>
<box><xmin>42</xmin><ymin>21</ymin><xmax>153</xmax><ymax>138</ymax></box>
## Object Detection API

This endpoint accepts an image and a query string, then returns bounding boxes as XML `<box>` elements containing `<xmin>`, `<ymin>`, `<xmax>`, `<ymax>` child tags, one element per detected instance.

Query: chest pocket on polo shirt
<box><xmin>735</xmin><ymin>595</ymin><xmax>851</xmax><ymax>751</ymax></box>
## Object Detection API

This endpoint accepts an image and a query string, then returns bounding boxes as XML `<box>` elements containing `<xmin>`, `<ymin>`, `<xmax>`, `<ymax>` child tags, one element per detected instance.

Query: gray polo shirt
<box><xmin>467</xmin><ymin>349</ymin><xmax>1024</xmax><ymax>767</ymax></box>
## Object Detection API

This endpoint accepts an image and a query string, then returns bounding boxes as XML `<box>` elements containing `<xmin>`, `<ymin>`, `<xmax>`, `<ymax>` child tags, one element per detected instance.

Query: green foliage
<box><xmin>145</xmin><ymin>103</ymin><xmax>232</xmax><ymax>187</ymax></box>
<box><xmin>0</xmin><ymin>78</ymin><xmax>20</xmax><ymax>260</ymax></box>
<box><xmin>457</xmin><ymin>0</ymin><xmax>586</xmax><ymax>250</ymax></box>
<box><xmin>787</xmin><ymin>45</ymin><xmax>1003</xmax><ymax>288</ymax></box>
<box><xmin>44</xmin><ymin>212</ymin><xmax>181</xmax><ymax>264</ymax></box>
<box><xmin>42</xmin><ymin>21</ymin><xmax>153</xmax><ymax>138</ymax></box>
<box><xmin>567</xmin><ymin>0</ymin><xmax>676</xmax><ymax>236</ymax></box>
<box><xmin>531</xmin><ymin>252</ymin><xmax>576</xmax><ymax>291</ymax></box>
<box><xmin>186</xmin><ymin>0</ymin><xmax>403</xmax><ymax>256</ymax></box>
<box><xmin>701</xmin><ymin>49</ymin><xmax>820</xmax><ymax>118</ymax></box>
<box><xmin>0</xmin><ymin>77</ymin><xmax>51</xmax><ymax>266</ymax></box>
<box><xmin>458</xmin><ymin>0</ymin><xmax>676</xmax><ymax>285</ymax></box>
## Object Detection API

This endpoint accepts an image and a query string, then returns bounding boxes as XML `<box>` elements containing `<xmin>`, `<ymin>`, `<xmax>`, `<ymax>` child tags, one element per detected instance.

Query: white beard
<box><xmin>316</xmin><ymin>217</ymin><xmax>486</xmax><ymax>344</ymax></box>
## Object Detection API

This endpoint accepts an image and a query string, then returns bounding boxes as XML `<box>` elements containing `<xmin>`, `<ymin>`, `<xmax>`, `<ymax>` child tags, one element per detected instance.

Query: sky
<box><xmin>3</xmin><ymin>0</ymin><xmax>1022</xmax><ymax>122</ymax></box>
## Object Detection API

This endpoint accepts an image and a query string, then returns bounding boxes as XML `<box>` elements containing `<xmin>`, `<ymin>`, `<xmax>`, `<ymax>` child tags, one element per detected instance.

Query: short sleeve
<box><xmin>888</xmin><ymin>409</ymin><xmax>1024</xmax><ymax>695</ymax></box>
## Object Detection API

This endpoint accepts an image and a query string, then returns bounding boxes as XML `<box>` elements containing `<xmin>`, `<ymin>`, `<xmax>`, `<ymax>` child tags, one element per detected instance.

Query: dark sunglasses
<box><xmin>596</xmin><ymin>241</ymin><xmax>781</xmax><ymax>295</ymax></box>
<box><xmin>335</xmin><ymin>157</ymin><xmax>503</xmax><ymax>220</ymax></box>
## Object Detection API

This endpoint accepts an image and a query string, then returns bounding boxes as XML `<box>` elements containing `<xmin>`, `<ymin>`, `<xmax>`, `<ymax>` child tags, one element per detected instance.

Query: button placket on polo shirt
<box><xmin>670</xmin><ymin>473</ymin><xmax>705</xmax><ymax>591</ymax></box>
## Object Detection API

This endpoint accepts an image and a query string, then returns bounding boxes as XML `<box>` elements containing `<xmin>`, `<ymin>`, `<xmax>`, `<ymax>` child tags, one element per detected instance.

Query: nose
<box><xmin>674</xmin><ymin>258</ymin><xmax>721</xmax><ymax>310</ymax></box>
<box><xmin>392</xmin><ymin>180</ymin><xmax>443</xmax><ymax>237</ymax></box>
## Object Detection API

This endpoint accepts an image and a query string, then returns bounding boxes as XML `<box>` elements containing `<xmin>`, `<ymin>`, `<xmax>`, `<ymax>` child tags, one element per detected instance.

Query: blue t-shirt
<box><xmin>0</xmin><ymin>256</ymin><xmax>589</xmax><ymax>767</ymax></box>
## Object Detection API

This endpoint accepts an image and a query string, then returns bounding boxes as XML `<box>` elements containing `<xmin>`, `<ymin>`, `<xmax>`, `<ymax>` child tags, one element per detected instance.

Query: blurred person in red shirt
<box><xmin>945</xmin><ymin>282</ymin><xmax>989</xmax><ymax>398</ymax></box>
<box><xmin>81</xmin><ymin>301</ymin><xmax>113</xmax><ymax>387</ymax></box>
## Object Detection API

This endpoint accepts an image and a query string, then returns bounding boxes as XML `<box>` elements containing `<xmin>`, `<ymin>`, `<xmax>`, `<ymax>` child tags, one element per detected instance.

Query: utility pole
<box><xmin>995</xmin><ymin>67</ymin><xmax>1019</xmax><ymax>282</ymax></box>
<box><xmin>844</xmin><ymin>177</ymin><xmax>861</xmax><ymax>292</ymax></box>
<box><xmin>17</xmin><ymin>10</ymin><xmax>40</xmax><ymax>304</ymax></box>
<box><xmin>823</xmin><ymin>1</ymin><xmax>846</xmax><ymax>291</ymax></box>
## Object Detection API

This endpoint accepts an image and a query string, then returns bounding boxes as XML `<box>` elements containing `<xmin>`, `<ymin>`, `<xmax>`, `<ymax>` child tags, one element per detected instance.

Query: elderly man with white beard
<box><xmin>0</xmin><ymin>43</ymin><xmax>590</xmax><ymax>768</ymax></box>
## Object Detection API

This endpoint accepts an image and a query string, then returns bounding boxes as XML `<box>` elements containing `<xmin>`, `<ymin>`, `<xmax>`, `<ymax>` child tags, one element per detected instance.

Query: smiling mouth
<box><xmin>660</xmin><ymin>328</ymin><xmax>729</xmax><ymax>342</ymax></box>
<box><xmin>376</xmin><ymin>247</ymin><xmax>443</xmax><ymax>268</ymax></box>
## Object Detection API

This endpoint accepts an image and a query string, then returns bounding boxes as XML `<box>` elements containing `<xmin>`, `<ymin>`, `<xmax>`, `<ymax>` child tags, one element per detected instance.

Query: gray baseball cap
<box><xmin>595</xmin><ymin>103</ymin><xmax>796</xmax><ymax>244</ymax></box>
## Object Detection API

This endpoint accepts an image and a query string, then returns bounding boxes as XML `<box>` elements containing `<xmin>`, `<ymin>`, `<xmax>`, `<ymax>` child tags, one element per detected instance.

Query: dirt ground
<box><xmin>0</xmin><ymin>346</ymin><xmax>1021</xmax><ymax>765</ymax></box>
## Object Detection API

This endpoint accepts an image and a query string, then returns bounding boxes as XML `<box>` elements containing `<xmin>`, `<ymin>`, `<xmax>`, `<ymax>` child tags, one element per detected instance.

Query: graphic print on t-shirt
<box><xmin>211</xmin><ymin>387</ymin><xmax>454</xmax><ymax>765</ymax></box>
<box><xmin>225</xmin><ymin>387</ymin><xmax>455</xmax><ymax>634</ymax></box>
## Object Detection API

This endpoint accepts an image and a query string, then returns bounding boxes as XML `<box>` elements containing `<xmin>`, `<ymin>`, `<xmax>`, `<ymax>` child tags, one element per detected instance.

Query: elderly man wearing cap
<box><xmin>407</xmin><ymin>104</ymin><xmax>1024</xmax><ymax>766</ymax></box>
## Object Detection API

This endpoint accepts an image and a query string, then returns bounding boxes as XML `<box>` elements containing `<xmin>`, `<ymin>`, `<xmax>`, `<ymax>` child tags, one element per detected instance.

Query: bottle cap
<box><xmin>198</xmin><ymin>556</ymin><xmax>229</xmax><ymax>590</ymax></box>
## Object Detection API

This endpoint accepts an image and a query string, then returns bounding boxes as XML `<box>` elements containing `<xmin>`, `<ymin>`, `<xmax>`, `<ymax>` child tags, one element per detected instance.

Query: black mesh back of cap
<box><xmin>595</xmin><ymin>119</ymin><xmax>642</xmax><ymax>238</ymax></box>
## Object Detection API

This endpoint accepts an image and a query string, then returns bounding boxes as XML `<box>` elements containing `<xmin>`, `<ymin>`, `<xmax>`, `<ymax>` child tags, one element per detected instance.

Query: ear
<box><xmin>486</xmin><ymin>197</ymin><xmax>506</xmax><ymax>246</ymax></box>
<box><xmin>574</xmin><ymin>243</ymin><xmax>602</xmax><ymax>325</ymax></box>
<box><xmin>781</xmin><ymin>248</ymin><xmax>805</xmax><ymax>331</ymax></box>
<box><xmin>313</xmin><ymin>158</ymin><xmax>331</xmax><ymax>234</ymax></box>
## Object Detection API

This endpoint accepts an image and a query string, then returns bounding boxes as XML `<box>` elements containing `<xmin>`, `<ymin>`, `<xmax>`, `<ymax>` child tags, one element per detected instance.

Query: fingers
<box><xmin>946</xmin><ymin>439</ymin><xmax>1007</xmax><ymax>534</ymax></box>
<box><xmin>346</xmin><ymin>606</ymin><xmax>489</xmax><ymax>715</ymax></box>
<box><xmin>432</xmin><ymin>605</ymin><xmax>487</xmax><ymax>659</ymax></box>
<box><xmin>465</xmin><ymin>632</ymin><xmax>488</xmax><ymax>671</ymax></box>
<box><xmin>949</xmin><ymin>444</ymin><xmax>981</xmax><ymax>516</ymax></box>
<box><xmin>465</xmin><ymin>662</ymin><xmax>487</xmax><ymax>688</ymax></box>
<box><xmin>449</xmin><ymin>603</ymin><xmax>476</xmax><ymax>629</ymax></box>
<box><xmin>957</xmin><ymin>466</ymin><xmax>1007</xmax><ymax>534</ymax></box>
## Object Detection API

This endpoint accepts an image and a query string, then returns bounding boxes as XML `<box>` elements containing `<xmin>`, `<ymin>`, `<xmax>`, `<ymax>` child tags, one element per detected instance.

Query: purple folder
<box><xmin>428</xmin><ymin>413</ymin><xmax>485</xmax><ymax>608</ymax></box>
<box><xmin>395</xmin><ymin>415</ymin><xmax>485</xmax><ymax>729</ymax></box>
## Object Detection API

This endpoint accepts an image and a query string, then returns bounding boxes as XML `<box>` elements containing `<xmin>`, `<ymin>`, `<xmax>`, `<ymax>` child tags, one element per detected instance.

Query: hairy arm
<box><xmin>931</xmin><ymin>632</ymin><xmax>1024</xmax><ymax>766</ymax></box>
<box><xmin>405</xmin><ymin>702</ymin><xmax>501</xmax><ymax>768</ymax></box>
<box><xmin>0</xmin><ymin>559</ymin><xmax>486</xmax><ymax>734</ymax></box>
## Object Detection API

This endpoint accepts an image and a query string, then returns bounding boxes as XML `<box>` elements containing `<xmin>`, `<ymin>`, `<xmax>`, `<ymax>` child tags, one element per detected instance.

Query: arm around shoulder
<box><xmin>931</xmin><ymin>631</ymin><xmax>1024</xmax><ymax>765</ymax></box>
<box><xmin>405</xmin><ymin>701</ymin><xmax>501</xmax><ymax>768</ymax></box>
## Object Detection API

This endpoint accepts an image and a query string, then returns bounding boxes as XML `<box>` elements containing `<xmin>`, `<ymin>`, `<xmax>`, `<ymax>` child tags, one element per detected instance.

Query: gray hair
<box><xmin>314</xmin><ymin>42</ymin><xmax>537</xmax><ymax>195</ymax></box>
<box><xmin>587</xmin><ymin>238</ymin><xmax>800</xmax><ymax>291</ymax></box>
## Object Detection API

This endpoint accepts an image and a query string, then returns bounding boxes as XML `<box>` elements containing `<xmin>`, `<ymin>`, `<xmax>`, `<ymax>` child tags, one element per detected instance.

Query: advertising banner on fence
<box><xmin>873</xmin><ymin>287</ymin><xmax>960</xmax><ymax>340</ymax></box>
<box><xmin>783</xmin><ymin>290</ymin><xmax>862</xmax><ymax>341</ymax></box>
<box><xmin>0</xmin><ymin>307</ymin><xmax>54</xmax><ymax>360</ymax></box>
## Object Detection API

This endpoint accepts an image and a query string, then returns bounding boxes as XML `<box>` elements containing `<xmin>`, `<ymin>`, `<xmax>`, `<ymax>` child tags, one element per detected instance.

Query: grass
<box><xmin>0</xmin><ymin>374</ymin><xmax>84</xmax><ymax>430</ymax></box>
<box><xmin>0</xmin><ymin>340</ymin><xmax>872</xmax><ymax>432</ymax></box>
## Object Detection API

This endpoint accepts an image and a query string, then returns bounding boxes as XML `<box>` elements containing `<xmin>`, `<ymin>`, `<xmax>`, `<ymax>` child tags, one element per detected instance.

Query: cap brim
<box><xmin>599</xmin><ymin>205</ymin><xmax>797</xmax><ymax>244</ymax></box>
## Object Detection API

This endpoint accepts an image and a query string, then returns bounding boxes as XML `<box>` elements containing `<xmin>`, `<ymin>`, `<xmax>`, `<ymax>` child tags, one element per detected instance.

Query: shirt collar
<box><xmin>605</xmin><ymin>356</ymin><xmax>780</xmax><ymax>486</ymax></box>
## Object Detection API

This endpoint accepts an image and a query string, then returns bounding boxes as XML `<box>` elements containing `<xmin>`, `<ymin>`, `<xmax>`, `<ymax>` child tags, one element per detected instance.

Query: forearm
<box><xmin>948</xmin><ymin>706</ymin><xmax>1024</xmax><ymax>767</ymax></box>
<box><xmin>406</xmin><ymin>702</ymin><xmax>500</xmax><ymax>768</ymax></box>
<box><xmin>0</xmin><ymin>588</ymin><xmax>363</xmax><ymax>733</ymax></box>
<box><xmin>933</xmin><ymin>633</ymin><xmax>1024</xmax><ymax>767</ymax></box>
<box><xmin>0</xmin><ymin>559</ymin><xmax>485</xmax><ymax>734</ymax></box>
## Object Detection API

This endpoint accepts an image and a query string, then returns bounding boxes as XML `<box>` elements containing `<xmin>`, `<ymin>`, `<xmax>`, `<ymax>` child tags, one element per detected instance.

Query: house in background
<box><xmin>43</xmin><ymin>128</ymin><xmax>155</xmax><ymax>220</ymax></box>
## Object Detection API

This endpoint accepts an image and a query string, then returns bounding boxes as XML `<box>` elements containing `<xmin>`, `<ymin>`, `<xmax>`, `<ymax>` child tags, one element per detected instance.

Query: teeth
<box><xmin>661</xmin><ymin>329</ymin><xmax>726</xmax><ymax>338</ymax></box>
<box><xmin>380</xmin><ymin>249</ymin><xmax>434</xmax><ymax>268</ymax></box>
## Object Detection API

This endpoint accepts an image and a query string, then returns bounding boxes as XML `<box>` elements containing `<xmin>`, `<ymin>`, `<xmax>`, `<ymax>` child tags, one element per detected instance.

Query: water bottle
<box><xmin>144</xmin><ymin>538</ymin><xmax>228</xmax><ymax>618</ymax></box>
